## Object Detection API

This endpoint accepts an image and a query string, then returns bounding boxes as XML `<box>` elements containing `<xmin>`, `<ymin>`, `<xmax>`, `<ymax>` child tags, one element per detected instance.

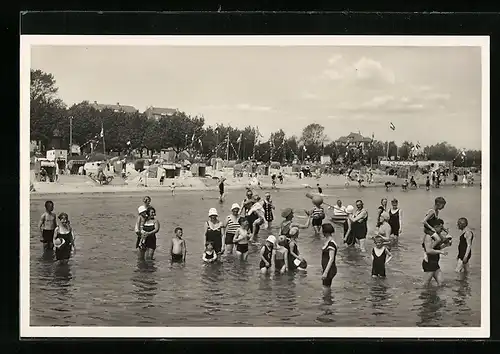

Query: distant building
<box><xmin>144</xmin><ymin>106</ymin><xmax>177</xmax><ymax>120</ymax></box>
<box><xmin>336</xmin><ymin>132</ymin><xmax>372</xmax><ymax>147</ymax></box>
<box><xmin>90</xmin><ymin>101</ymin><xmax>138</xmax><ymax>114</ymax></box>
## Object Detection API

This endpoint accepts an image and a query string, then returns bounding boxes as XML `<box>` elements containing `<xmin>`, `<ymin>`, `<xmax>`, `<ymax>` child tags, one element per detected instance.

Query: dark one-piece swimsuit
<box><xmin>55</xmin><ymin>230</ymin><xmax>73</xmax><ymax>261</ymax></box>
<box><xmin>372</xmin><ymin>247</ymin><xmax>388</xmax><ymax>277</ymax></box>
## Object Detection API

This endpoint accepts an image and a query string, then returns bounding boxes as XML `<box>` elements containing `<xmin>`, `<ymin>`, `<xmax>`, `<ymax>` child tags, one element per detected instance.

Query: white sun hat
<box><xmin>138</xmin><ymin>205</ymin><xmax>148</xmax><ymax>214</ymax></box>
<box><xmin>208</xmin><ymin>208</ymin><xmax>218</xmax><ymax>217</ymax></box>
<box><xmin>231</xmin><ymin>203</ymin><xmax>240</xmax><ymax>211</ymax></box>
<box><xmin>266</xmin><ymin>235</ymin><xmax>277</xmax><ymax>244</ymax></box>
<box><xmin>345</xmin><ymin>205</ymin><xmax>355</xmax><ymax>214</ymax></box>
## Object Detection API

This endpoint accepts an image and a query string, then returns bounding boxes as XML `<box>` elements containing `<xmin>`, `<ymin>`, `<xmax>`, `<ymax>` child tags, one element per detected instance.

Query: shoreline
<box><xmin>29</xmin><ymin>179</ymin><xmax>474</xmax><ymax>199</ymax></box>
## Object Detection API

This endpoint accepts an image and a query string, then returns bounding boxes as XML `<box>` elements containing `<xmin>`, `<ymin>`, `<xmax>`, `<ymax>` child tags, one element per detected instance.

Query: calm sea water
<box><xmin>29</xmin><ymin>185</ymin><xmax>481</xmax><ymax>327</ymax></box>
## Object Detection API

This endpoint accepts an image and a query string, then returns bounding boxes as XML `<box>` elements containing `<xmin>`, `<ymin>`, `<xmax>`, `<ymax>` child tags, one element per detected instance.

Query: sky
<box><xmin>30</xmin><ymin>45</ymin><xmax>482</xmax><ymax>149</ymax></box>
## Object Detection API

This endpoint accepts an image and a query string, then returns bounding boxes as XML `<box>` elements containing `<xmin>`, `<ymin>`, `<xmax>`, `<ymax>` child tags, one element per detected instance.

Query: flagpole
<box><xmin>102</xmin><ymin>123</ymin><xmax>106</xmax><ymax>156</ymax></box>
<box><xmin>226</xmin><ymin>132</ymin><xmax>230</xmax><ymax>162</ymax></box>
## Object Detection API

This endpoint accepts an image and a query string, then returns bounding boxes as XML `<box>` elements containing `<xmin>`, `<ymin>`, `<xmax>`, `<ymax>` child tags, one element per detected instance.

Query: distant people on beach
<box><xmin>410</xmin><ymin>175</ymin><xmax>418</xmax><ymax>189</ymax></box>
<box><xmin>39</xmin><ymin>200</ymin><xmax>57</xmax><ymax>252</ymax></box>
<box><xmin>425</xmin><ymin>175</ymin><xmax>431</xmax><ymax>191</ymax></box>
<box><xmin>170</xmin><ymin>181</ymin><xmax>176</xmax><ymax>196</ymax></box>
<box><xmin>271</xmin><ymin>173</ymin><xmax>277</xmax><ymax>189</ymax></box>
<box><xmin>278</xmin><ymin>172</ymin><xmax>284</xmax><ymax>184</ymax></box>
<box><xmin>171</xmin><ymin>227</ymin><xmax>186</xmax><ymax>264</ymax></box>
<box><xmin>218</xmin><ymin>177</ymin><xmax>225</xmax><ymax>202</ymax></box>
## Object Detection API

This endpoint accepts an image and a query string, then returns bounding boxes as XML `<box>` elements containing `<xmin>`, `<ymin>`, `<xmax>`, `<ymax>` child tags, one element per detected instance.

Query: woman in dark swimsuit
<box><xmin>456</xmin><ymin>217</ymin><xmax>474</xmax><ymax>274</ymax></box>
<box><xmin>351</xmin><ymin>200</ymin><xmax>368</xmax><ymax>252</ymax></box>
<box><xmin>260</xmin><ymin>235</ymin><xmax>276</xmax><ymax>274</ymax></box>
<box><xmin>54</xmin><ymin>213</ymin><xmax>76</xmax><ymax>265</ymax></box>
<box><xmin>205</xmin><ymin>208</ymin><xmax>223</xmax><ymax>255</ymax></box>
<box><xmin>321</xmin><ymin>223</ymin><xmax>338</xmax><ymax>296</ymax></box>
<box><xmin>422</xmin><ymin>218</ymin><xmax>450</xmax><ymax>286</ymax></box>
<box><xmin>141</xmin><ymin>207</ymin><xmax>160</xmax><ymax>260</ymax></box>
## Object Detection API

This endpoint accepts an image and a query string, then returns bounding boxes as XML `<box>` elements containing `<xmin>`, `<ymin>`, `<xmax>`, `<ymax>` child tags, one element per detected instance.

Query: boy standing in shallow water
<box><xmin>170</xmin><ymin>227</ymin><xmax>187</xmax><ymax>263</ymax></box>
<box><xmin>39</xmin><ymin>200</ymin><xmax>57</xmax><ymax>251</ymax></box>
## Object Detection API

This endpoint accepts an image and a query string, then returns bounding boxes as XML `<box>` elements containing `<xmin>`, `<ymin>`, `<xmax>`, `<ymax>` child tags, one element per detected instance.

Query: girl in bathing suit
<box><xmin>321</xmin><ymin>223</ymin><xmax>338</xmax><ymax>296</ymax></box>
<box><xmin>54</xmin><ymin>212</ymin><xmax>76</xmax><ymax>265</ymax></box>
<box><xmin>233</xmin><ymin>218</ymin><xmax>251</xmax><ymax>260</ymax></box>
<box><xmin>273</xmin><ymin>236</ymin><xmax>289</xmax><ymax>274</ymax></box>
<box><xmin>260</xmin><ymin>235</ymin><xmax>276</xmax><ymax>274</ymax></box>
<box><xmin>202</xmin><ymin>242</ymin><xmax>217</xmax><ymax>263</ymax></box>
<box><xmin>371</xmin><ymin>236</ymin><xmax>392</xmax><ymax>278</ymax></box>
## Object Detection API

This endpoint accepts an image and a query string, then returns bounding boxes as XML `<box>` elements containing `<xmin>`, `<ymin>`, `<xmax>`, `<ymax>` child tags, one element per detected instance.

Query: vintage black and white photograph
<box><xmin>20</xmin><ymin>36</ymin><xmax>489</xmax><ymax>338</ymax></box>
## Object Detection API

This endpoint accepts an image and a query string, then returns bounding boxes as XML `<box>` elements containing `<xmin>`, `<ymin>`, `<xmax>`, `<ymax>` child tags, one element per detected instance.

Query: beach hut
<box><xmin>163</xmin><ymin>164</ymin><xmax>175</xmax><ymax>178</ymax></box>
<box><xmin>174</xmin><ymin>163</ymin><xmax>182</xmax><ymax>177</ymax></box>
<box><xmin>67</xmin><ymin>157</ymin><xmax>86</xmax><ymax>175</ymax></box>
<box><xmin>191</xmin><ymin>163</ymin><xmax>207</xmax><ymax>177</ymax></box>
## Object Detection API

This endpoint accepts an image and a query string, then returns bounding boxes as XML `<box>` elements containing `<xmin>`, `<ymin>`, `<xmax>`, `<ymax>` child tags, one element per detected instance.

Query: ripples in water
<box><xmin>29</xmin><ymin>187</ymin><xmax>481</xmax><ymax>326</ymax></box>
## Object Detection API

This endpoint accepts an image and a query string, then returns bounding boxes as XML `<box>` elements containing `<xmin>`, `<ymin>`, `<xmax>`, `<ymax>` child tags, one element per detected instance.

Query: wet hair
<box><xmin>321</xmin><ymin>223</ymin><xmax>335</xmax><ymax>235</ymax></box>
<box><xmin>434</xmin><ymin>218</ymin><xmax>445</xmax><ymax>226</ymax></box>
<box><xmin>148</xmin><ymin>207</ymin><xmax>156</xmax><ymax>214</ymax></box>
<box><xmin>355</xmin><ymin>199</ymin><xmax>363</xmax><ymax>205</ymax></box>
<box><xmin>57</xmin><ymin>212</ymin><xmax>70</xmax><ymax>224</ymax></box>
<box><xmin>205</xmin><ymin>241</ymin><xmax>214</xmax><ymax>247</ymax></box>
<box><xmin>381</xmin><ymin>198</ymin><xmax>387</xmax><ymax>203</ymax></box>
<box><xmin>391</xmin><ymin>198</ymin><xmax>398</xmax><ymax>204</ymax></box>
<box><xmin>458</xmin><ymin>217</ymin><xmax>469</xmax><ymax>226</ymax></box>
<box><xmin>174</xmin><ymin>227</ymin><xmax>183</xmax><ymax>233</ymax></box>
<box><xmin>44</xmin><ymin>200</ymin><xmax>54</xmax><ymax>209</ymax></box>
<box><xmin>143</xmin><ymin>196</ymin><xmax>151</xmax><ymax>203</ymax></box>
<box><xmin>435</xmin><ymin>197</ymin><xmax>446</xmax><ymax>205</ymax></box>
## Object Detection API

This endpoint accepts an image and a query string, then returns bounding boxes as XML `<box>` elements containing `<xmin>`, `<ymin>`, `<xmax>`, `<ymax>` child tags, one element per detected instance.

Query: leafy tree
<box><xmin>398</xmin><ymin>141</ymin><xmax>414</xmax><ymax>160</ymax></box>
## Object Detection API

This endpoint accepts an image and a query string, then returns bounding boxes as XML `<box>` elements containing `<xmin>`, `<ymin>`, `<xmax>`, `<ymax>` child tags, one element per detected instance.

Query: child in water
<box><xmin>202</xmin><ymin>241</ymin><xmax>217</xmax><ymax>263</ymax></box>
<box><xmin>310</xmin><ymin>202</ymin><xmax>326</xmax><ymax>237</ymax></box>
<box><xmin>273</xmin><ymin>236</ymin><xmax>289</xmax><ymax>274</ymax></box>
<box><xmin>53</xmin><ymin>212</ymin><xmax>76</xmax><ymax>264</ymax></box>
<box><xmin>260</xmin><ymin>235</ymin><xmax>276</xmax><ymax>274</ymax></box>
<box><xmin>170</xmin><ymin>227</ymin><xmax>187</xmax><ymax>263</ymax></box>
<box><xmin>39</xmin><ymin>200</ymin><xmax>57</xmax><ymax>251</ymax></box>
<box><xmin>371</xmin><ymin>236</ymin><xmax>393</xmax><ymax>278</ymax></box>
<box><xmin>135</xmin><ymin>205</ymin><xmax>149</xmax><ymax>249</ymax></box>
<box><xmin>233</xmin><ymin>218</ymin><xmax>251</xmax><ymax>260</ymax></box>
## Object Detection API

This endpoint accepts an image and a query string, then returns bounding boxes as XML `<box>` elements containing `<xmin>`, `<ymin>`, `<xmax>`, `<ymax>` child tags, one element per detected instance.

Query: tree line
<box><xmin>30</xmin><ymin>69</ymin><xmax>481</xmax><ymax>167</ymax></box>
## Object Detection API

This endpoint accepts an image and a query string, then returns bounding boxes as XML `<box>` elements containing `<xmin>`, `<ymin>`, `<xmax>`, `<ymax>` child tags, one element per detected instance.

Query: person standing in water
<box><xmin>371</xmin><ymin>236</ymin><xmax>392</xmax><ymax>278</ymax></box>
<box><xmin>53</xmin><ymin>212</ymin><xmax>76</xmax><ymax>265</ymax></box>
<box><xmin>422</xmin><ymin>218</ymin><xmax>451</xmax><ymax>286</ymax></box>
<box><xmin>135</xmin><ymin>205</ymin><xmax>149</xmax><ymax>249</ymax></box>
<box><xmin>222</xmin><ymin>203</ymin><xmax>241</xmax><ymax>254</ymax></box>
<box><xmin>247</xmin><ymin>195</ymin><xmax>266</xmax><ymax>241</ymax></box>
<box><xmin>388</xmin><ymin>198</ymin><xmax>403</xmax><ymax>238</ymax></box>
<box><xmin>233</xmin><ymin>218</ymin><xmax>251</xmax><ymax>260</ymax></box>
<box><xmin>374</xmin><ymin>212</ymin><xmax>392</xmax><ymax>245</ymax></box>
<box><xmin>279</xmin><ymin>208</ymin><xmax>311</xmax><ymax>237</ymax></box>
<box><xmin>260</xmin><ymin>235</ymin><xmax>276</xmax><ymax>274</ymax></box>
<box><xmin>343</xmin><ymin>205</ymin><xmax>355</xmax><ymax>247</ymax></box>
<box><xmin>240</xmin><ymin>188</ymin><xmax>254</xmax><ymax>229</ymax></box>
<box><xmin>205</xmin><ymin>208</ymin><xmax>223</xmax><ymax>256</ymax></box>
<box><xmin>278</xmin><ymin>172</ymin><xmax>284</xmax><ymax>184</ymax></box>
<box><xmin>321</xmin><ymin>223</ymin><xmax>338</xmax><ymax>296</ymax></box>
<box><xmin>39</xmin><ymin>200</ymin><xmax>57</xmax><ymax>252</ymax></box>
<box><xmin>273</xmin><ymin>236</ymin><xmax>289</xmax><ymax>275</ymax></box>
<box><xmin>351</xmin><ymin>200</ymin><xmax>369</xmax><ymax>252</ymax></box>
<box><xmin>286</xmin><ymin>227</ymin><xmax>306</xmax><ymax>271</ymax></box>
<box><xmin>171</xmin><ymin>227</ymin><xmax>187</xmax><ymax>263</ymax></box>
<box><xmin>376</xmin><ymin>198</ymin><xmax>388</xmax><ymax>228</ymax></box>
<box><xmin>456</xmin><ymin>217</ymin><xmax>474</xmax><ymax>274</ymax></box>
<box><xmin>271</xmin><ymin>173</ymin><xmax>277</xmax><ymax>189</ymax></box>
<box><xmin>317</xmin><ymin>184</ymin><xmax>323</xmax><ymax>195</ymax></box>
<box><xmin>202</xmin><ymin>241</ymin><xmax>217</xmax><ymax>263</ymax></box>
<box><xmin>140</xmin><ymin>207</ymin><xmax>160</xmax><ymax>260</ymax></box>
<box><xmin>262</xmin><ymin>192</ymin><xmax>275</xmax><ymax>230</ymax></box>
<box><xmin>218</xmin><ymin>177</ymin><xmax>225</xmax><ymax>202</ymax></box>
<box><xmin>423</xmin><ymin>197</ymin><xmax>447</xmax><ymax>236</ymax></box>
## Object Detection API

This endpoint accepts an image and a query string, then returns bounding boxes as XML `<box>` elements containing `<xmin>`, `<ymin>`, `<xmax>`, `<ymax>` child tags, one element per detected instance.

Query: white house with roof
<box><xmin>144</xmin><ymin>106</ymin><xmax>177</xmax><ymax>120</ymax></box>
<box><xmin>90</xmin><ymin>101</ymin><xmax>138</xmax><ymax>114</ymax></box>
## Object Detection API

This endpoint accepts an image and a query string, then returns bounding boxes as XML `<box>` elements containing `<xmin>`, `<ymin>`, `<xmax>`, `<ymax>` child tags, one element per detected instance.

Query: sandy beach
<box><xmin>30</xmin><ymin>171</ymin><xmax>438</xmax><ymax>197</ymax></box>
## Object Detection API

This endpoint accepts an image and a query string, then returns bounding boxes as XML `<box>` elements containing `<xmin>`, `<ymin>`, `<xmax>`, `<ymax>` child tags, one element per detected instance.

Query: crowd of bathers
<box><xmin>38</xmin><ymin>188</ymin><xmax>475</xmax><ymax>293</ymax></box>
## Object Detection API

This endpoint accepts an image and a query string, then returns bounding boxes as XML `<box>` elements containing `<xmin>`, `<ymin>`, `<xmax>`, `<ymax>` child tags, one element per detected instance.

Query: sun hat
<box><xmin>231</xmin><ymin>203</ymin><xmax>240</xmax><ymax>211</ymax></box>
<box><xmin>54</xmin><ymin>238</ymin><xmax>66</xmax><ymax>249</ymax></box>
<box><xmin>281</xmin><ymin>208</ymin><xmax>293</xmax><ymax>218</ymax></box>
<box><xmin>345</xmin><ymin>205</ymin><xmax>355</xmax><ymax>214</ymax></box>
<box><xmin>289</xmin><ymin>227</ymin><xmax>299</xmax><ymax>237</ymax></box>
<box><xmin>266</xmin><ymin>235</ymin><xmax>277</xmax><ymax>244</ymax></box>
<box><xmin>208</xmin><ymin>208</ymin><xmax>218</xmax><ymax>217</ymax></box>
<box><xmin>138</xmin><ymin>205</ymin><xmax>148</xmax><ymax>214</ymax></box>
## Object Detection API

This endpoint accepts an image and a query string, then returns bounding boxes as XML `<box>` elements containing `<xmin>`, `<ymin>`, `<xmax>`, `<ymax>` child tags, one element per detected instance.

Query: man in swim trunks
<box><xmin>39</xmin><ymin>200</ymin><xmax>57</xmax><ymax>251</ymax></box>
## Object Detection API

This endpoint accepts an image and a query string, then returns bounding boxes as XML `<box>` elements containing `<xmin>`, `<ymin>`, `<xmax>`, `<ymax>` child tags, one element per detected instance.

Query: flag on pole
<box><xmin>126</xmin><ymin>140</ymin><xmax>131</xmax><ymax>146</ymax></box>
<box><xmin>100</xmin><ymin>124</ymin><xmax>104</xmax><ymax>138</ymax></box>
<box><xmin>237</xmin><ymin>133</ymin><xmax>242</xmax><ymax>143</ymax></box>
<box><xmin>461</xmin><ymin>149</ymin><xmax>466</xmax><ymax>157</ymax></box>
<box><xmin>303</xmin><ymin>146</ymin><xmax>307</xmax><ymax>152</ymax></box>
<box><xmin>389</xmin><ymin>122</ymin><xmax>396</xmax><ymax>131</ymax></box>
<box><xmin>416</xmin><ymin>142</ymin><xmax>421</xmax><ymax>150</ymax></box>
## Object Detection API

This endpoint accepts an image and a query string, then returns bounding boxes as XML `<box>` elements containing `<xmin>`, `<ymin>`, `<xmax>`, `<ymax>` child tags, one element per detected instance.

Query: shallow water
<box><xmin>29</xmin><ymin>185</ymin><xmax>481</xmax><ymax>327</ymax></box>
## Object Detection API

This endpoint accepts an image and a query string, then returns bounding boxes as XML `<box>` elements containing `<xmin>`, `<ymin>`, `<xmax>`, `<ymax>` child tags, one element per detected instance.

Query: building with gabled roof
<box><xmin>144</xmin><ymin>106</ymin><xmax>177</xmax><ymax>120</ymax></box>
<box><xmin>90</xmin><ymin>101</ymin><xmax>138</xmax><ymax>114</ymax></box>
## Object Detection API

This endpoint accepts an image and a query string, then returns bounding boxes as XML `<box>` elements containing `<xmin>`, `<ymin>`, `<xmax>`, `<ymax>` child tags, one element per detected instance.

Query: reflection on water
<box><xmin>29</xmin><ymin>187</ymin><xmax>481</xmax><ymax>326</ymax></box>
<box><xmin>416</xmin><ymin>287</ymin><xmax>446</xmax><ymax>327</ymax></box>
